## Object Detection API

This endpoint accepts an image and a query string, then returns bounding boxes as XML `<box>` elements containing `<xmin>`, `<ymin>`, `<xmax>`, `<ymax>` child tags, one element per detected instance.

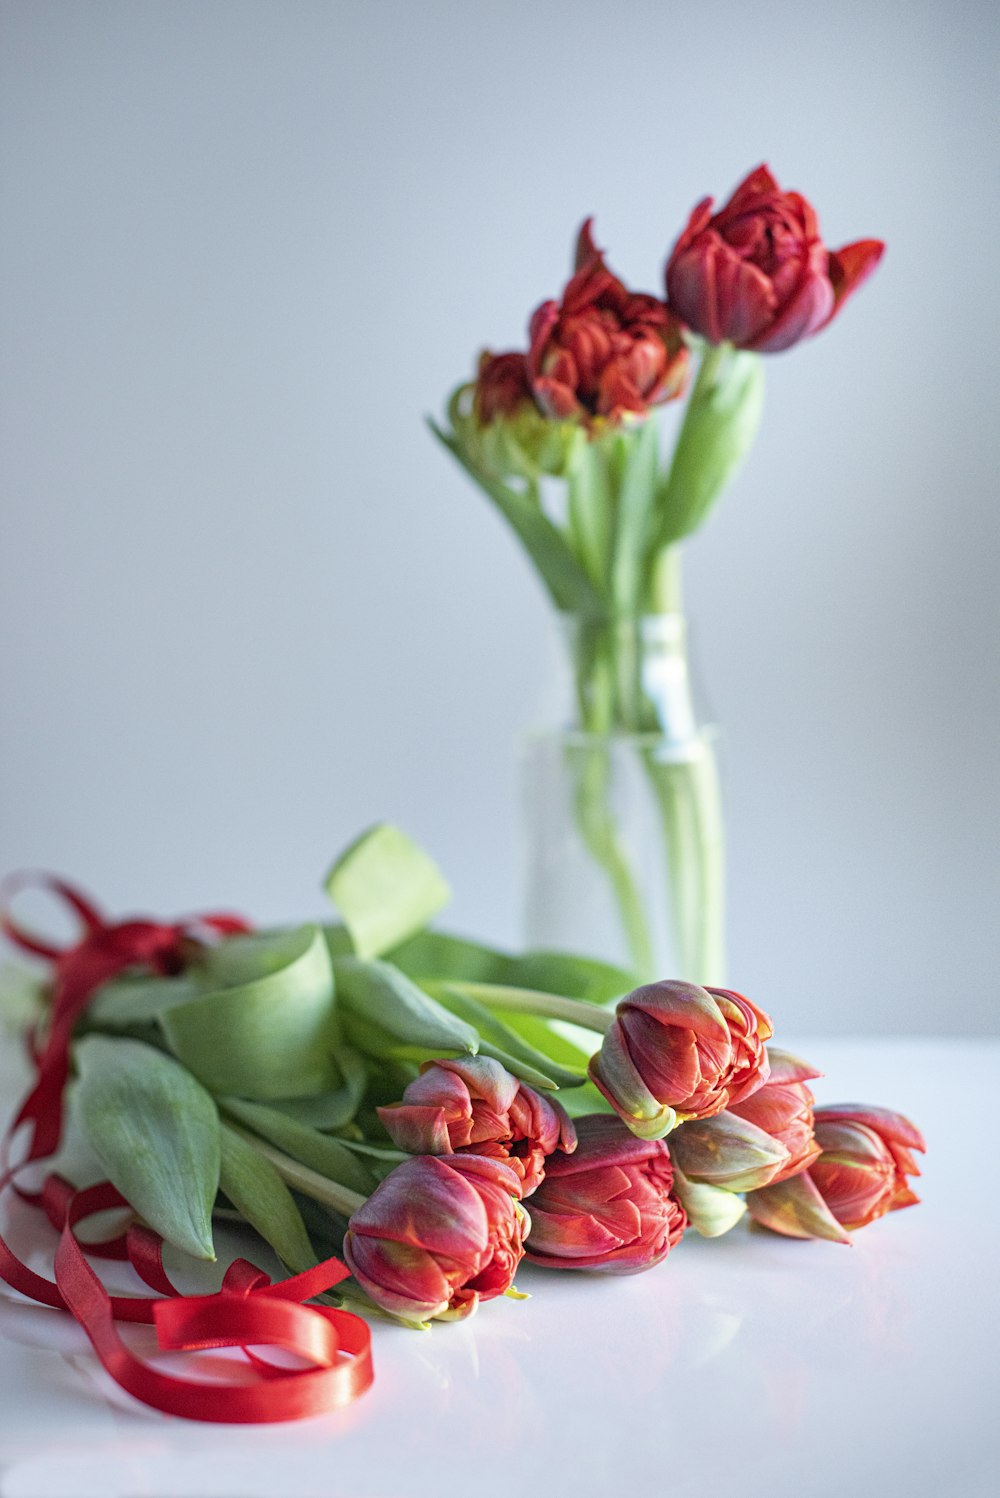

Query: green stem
<box><xmin>465</xmin><ymin>984</ymin><xmax>615</xmax><ymax>1034</ymax></box>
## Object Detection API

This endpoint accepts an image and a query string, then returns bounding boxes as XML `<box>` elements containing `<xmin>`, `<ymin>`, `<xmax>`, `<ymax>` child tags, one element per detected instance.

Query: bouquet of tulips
<box><xmin>434</xmin><ymin>166</ymin><xmax>885</xmax><ymax>985</ymax></box>
<box><xmin>1</xmin><ymin>825</ymin><xmax>923</xmax><ymax>1375</ymax></box>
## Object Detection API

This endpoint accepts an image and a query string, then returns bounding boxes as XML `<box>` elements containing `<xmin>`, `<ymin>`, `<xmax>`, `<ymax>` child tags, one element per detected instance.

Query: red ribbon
<box><xmin>0</xmin><ymin>874</ymin><xmax>374</xmax><ymax>1422</ymax></box>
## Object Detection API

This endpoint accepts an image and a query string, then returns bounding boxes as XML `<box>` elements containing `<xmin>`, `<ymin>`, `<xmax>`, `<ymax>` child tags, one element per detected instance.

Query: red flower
<box><xmin>377</xmin><ymin>1055</ymin><xmax>576</xmax><ymax>1195</ymax></box>
<box><xmin>589</xmin><ymin>980</ymin><xmax>773</xmax><ymax>1140</ymax></box>
<box><xmin>342</xmin><ymin>1153</ymin><xmax>526</xmax><ymax>1322</ymax></box>
<box><xmin>527</xmin><ymin>220</ymin><xmax>689</xmax><ymax>424</ymax></box>
<box><xmin>727</xmin><ymin>1047</ymin><xmax>822</xmax><ymax>1183</ymax></box>
<box><xmin>524</xmin><ymin>1114</ymin><xmax>686</xmax><ymax>1274</ymax></box>
<box><xmin>472</xmin><ymin>350</ymin><xmax>534</xmax><ymax>424</ymax></box>
<box><xmin>746</xmin><ymin>1103</ymin><xmax>926</xmax><ymax>1242</ymax></box>
<box><xmin>665</xmin><ymin>164</ymin><xmax>884</xmax><ymax>353</ymax></box>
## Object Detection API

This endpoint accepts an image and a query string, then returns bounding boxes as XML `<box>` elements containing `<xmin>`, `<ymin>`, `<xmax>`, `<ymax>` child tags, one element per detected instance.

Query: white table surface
<box><xmin>1</xmin><ymin>1035</ymin><xmax>996</xmax><ymax>1498</ymax></box>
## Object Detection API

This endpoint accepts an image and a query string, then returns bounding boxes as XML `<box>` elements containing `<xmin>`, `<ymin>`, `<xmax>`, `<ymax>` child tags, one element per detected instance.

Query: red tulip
<box><xmin>472</xmin><ymin>350</ymin><xmax>534</xmax><ymax>424</ymax></box>
<box><xmin>727</xmin><ymin>1047</ymin><xmax>822</xmax><ymax>1183</ymax></box>
<box><xmin>589</xmin><ymin>980</ymin><xmax>773</xmax><ymax>1140</ymax></box>
<box><xmin>746</xmin><ymin>1103</ymin><xmax>925</xmax><ymax>1242</ymax></box>
<box><xmin>342</xmin><ymin>1153</ymin><xmax>526</xmax><ymax>1322</ymax></box>
<box><xmin>524</xmin><ymin>1114</ymin><xmax>686</xmax><ymax>1274</ymax></box>
<box><xmin>527</xmin><ymin>219</ymin><xmax>689</xmax><ymax>424</ymax></box>
<box><xmin>377</xmin><ymin>1055</ymin><xmax>576</xmax><ymax>1195</ymax></box>
<box><xmin>666</xmin><ymin>164</ymin><xmax>884</xmax><ymax>353</ymax></box>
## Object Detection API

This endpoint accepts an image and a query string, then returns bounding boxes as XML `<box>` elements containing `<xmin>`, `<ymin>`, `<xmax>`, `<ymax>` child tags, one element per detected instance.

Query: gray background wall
<box><xmin>1</xmin><ymin>0</ymin><xmax>997</xmax><ymax>1034</ymax></box>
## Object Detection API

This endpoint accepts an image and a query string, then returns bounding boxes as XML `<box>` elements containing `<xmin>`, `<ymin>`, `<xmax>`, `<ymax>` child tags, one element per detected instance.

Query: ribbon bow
<box><xmin>0</xmin><ymin>874</ymin><xmax>374</xmax><ymax>1422</ymax></box>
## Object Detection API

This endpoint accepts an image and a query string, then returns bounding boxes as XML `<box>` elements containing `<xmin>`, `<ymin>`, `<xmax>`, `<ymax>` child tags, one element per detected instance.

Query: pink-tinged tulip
<box><xmin>746</xmin><ymin>1103</ymin><xmax>926</xmax><ymax>1242</ymax></box>
<box><xmin>528</xmin><ymin>219</ymin><xmax>689</xmax><ymax>424</ymax></box>
<box><xmin>665</xmin><ymin>164</ymin><xmax>885</xmax><ymax>353</ymax></box>
<box><xmin>524</xmin><ymin>1114</ymin><xmax>686</xmax><ymax>1274</ymax></box>
<box><xmin>727</xmin><ymin>1047</ymin><xmax>822</xmax><ymax>1183</ymax></box>
<box><xmin>589</xmin><ymin>980</ymin><xmax>773</xmax><ymax>1140</ymax></box>
<box><xmin>377</xmin><ymin>1055</ymin><xmax>576</xmax><ymax>1195</ymax></box>
<box><xmin>472</xmin><ymin>350</ymin><xmax>534</xmax><ymax>425</ymax></box>
<box><xmin>343</xmin><ymin>1153</ymin><xmax>526</xmax><ymax>1322</ymax></box>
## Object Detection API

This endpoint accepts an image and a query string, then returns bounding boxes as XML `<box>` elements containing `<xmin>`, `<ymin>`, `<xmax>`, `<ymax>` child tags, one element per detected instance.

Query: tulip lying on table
<box><xmin>0</xmin><ymin>823</ymin><xmax>926</xmax><ymax>1336</ymax></box>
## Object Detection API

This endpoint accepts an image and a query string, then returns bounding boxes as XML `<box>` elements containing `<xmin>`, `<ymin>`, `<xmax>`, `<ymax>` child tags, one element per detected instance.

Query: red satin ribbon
<box><xmin>0</xmin><ymin>874</ymin><xmax>374</xmax><ymax>1422</ymax></box>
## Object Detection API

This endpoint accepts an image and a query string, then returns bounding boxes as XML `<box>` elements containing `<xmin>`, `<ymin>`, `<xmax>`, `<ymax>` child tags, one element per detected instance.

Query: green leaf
<box><xmin>657</xmin><ymin>344</ymin><xmax>764</xmax><ymax>547</ymax></box>
<box><xmin>480</xmin><ymin>1009</ymin><xmax>596</xmax><ymax>1075</ymax></box>
<box><xmin>431</xmin><ymin>419</ymin><xmax>602</xmax><ymax>615</ymax></box>
<box><xmin>74</xmin><ymin>1036</ymin><xmax>220</xmax><ymax>1261</ymax></box>
<box><xmin>220</xmin><ymin>1098</ymin><xmax>377</xmax><ymax>1197</ymax></box>
<box><xmin>218</xmin><ymin>1126</ymin><xmax>317</xmax><ymax>1273</ymax></box>
<box><xmin>160</xmin><ymin>925</ymin><xmax>337</xmax><ymax>1100</ymax></box>
<box><xmin>610</xmin><ymin>418</ymin><xmax>661</xmax><ymax>612</ymax></box>
<box><xmin>386</xmin><ymin>929</ymin><xmax>514</xmax><ymax>984</ymax></box>
<box><xmin>388</xmin><ymin>929</ymin><xmax>636</xmax><ymax>1004</ymax></box>
<box><xmin>266</xmin><ymin>1045</ymin><xmax>368</xmax><ymax>1130</ymax></box>
<box><xmin>325</xmin><ymin>824</ymin><xmax>451</xmax><ymax>961</ymax></box>
<box><xmin>502</xmin><ymin>950</ymin><xmax>635</xmax><ymax>1004</ymax></box>
<box><xmin>426</xmin><ymin>983</ymin><xmax>585</xmax><ymax>1089</ymax></box>
<box><xmin>89</xmin><ymin>975</ymin><xmax>204</xmax><ymax>1029</ymax></box>
<box><xmin>332</xmin><ymin>957</ymin><xmax>479</xmax><ymax>1061</ymax></box>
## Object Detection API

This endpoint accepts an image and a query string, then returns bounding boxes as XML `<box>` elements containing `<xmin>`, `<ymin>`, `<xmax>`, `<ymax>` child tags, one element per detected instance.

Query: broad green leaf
<box><xmin>325</xmin><ymin>824</ymin><xmax>450</xmax><ymax>961</ymax></box>
<box><xmin>161</xmin><ymin>925</ymin><xmax>337</xmax><ymax>1100</ymax></box>
<box><xmin>388</xmin><ymin>928</ymin><xmax>636</xmax><ymax>1003</ymax></box>
<box><xmin>657</xmin><ymin>345</ymin><xmax>764</xmax><ymax>547</ymax></box>
<box><xmin>387</xmin><ymin>929</ymin><xmax>514</xmax><ymax>984</ymax></box>
<box><xmin>430</xmin><ymin>420</ymin><xmax>603</xmax><ymax>615</ymax></box>
<box><xmin>220</xmin><ymin>1098</ymin><xmax>377</xmax><ymax>1197</ymax></box>
<box><xmin>89</xmin><ymin>975</ymin><xmax>204</xmax><ymax>1029</ymax></box>
<box><xmin>332</xmin><ymin>957</ymin><xmax>478</xmax><ymax>1061</ymax></box>
<box><xmin>74</xmin><ymin>1036</ymin><xmax>220</xmax><ymax>1261</ymax></box>
<box><xmin>267</xmin><ymin>1045</ymin><xmax>368</xmax><ymax>1130</ymax></box>
<box><xmin>426</xmin><ymin>983</ymin><xmax>585</xmax><ymax>1089</ymax></box>
<box><xmin>218</xmin><ymin>1126</ymin><xmax>317</xmax><ymax>1273</ymax></box>
<box><xmin>502</xmin><ymin>951</ymin><xmax>635</xmax><ymax>1004</ymax></box>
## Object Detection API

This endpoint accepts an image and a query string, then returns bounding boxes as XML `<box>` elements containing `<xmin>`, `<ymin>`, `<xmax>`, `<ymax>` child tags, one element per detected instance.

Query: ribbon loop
<box><xmin>0</xmin><ymin>876</ymin><xmax>374</xmax><ymax>1422</ymax></box>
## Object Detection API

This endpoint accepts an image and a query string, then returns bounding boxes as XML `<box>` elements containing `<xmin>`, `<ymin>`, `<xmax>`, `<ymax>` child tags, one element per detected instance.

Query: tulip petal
<box><xmin>625</xmin><ymin>980</ymin><xmax>730</xmax><ymax>1044</ymax></box>
<box><xmin>670</xmin><ymin>1166</ymin><xmax>747</xmax><ymax>1238</ymax></box>
<box><xmin>574</xmin><ymin>216</ymin><xmax>601</xmax><ymax>273</ymax></box>
<box><xmin>824</xmin><ymin>239</ymin><xmax>885</xmax><ymax>321</ymax></box>
<box><xmin>669</xmin><ymin>1112</ymin><xmax>790</xmax><ymax>1191</ymax></box>
<box><xmin>377</xmin><ymin>1102</ymin><xmax>456</xmax><ymax>1155</ymax></box>
<box><xmin>747</xmin><ymin>1171</ymin><xmax>851</xmax><ymax>1244</ymax></box>
<box><xmin>765</xmin><ymin>1047</ymin><xmax>823</xmax><ymax>1085</ymax></box>
<box><xmin>814</xmin><ymin>1103</ymin><xmax>925</xmax><ymax>1157</ymax></box>
<box><xmin>745</xmin><ymin>268</ymin><xmax>834</xmax><ymax>352</ymax></box>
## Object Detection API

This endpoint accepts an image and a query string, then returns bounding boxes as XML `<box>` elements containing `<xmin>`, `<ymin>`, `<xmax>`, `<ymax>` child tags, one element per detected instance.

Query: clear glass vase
<box><xmin>520</xmin><ymin>613</ymin><xmax>724</xmax><ymax>986</ymax></box>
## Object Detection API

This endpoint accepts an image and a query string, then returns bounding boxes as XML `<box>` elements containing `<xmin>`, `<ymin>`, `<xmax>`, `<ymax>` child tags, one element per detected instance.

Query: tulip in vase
<box><xmin>435</xmin><ymin>165</ymin><xmax>884</xmax><ymax>985</ymax></box>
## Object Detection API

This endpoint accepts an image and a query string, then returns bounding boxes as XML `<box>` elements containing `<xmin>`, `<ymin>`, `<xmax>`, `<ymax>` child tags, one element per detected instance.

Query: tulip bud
<box><xmin>747</xmin><ymin>1102</ymin><xmax>925</xmax><ymax>1241</ymax></box>
<box><xmin>524</xmin><ymin>1114</ymin><xmax>686</xmax><ymax>1274</ymax></box>
<box><xmin>727</xmin><ymin>1046</ymin><xmax>822</xmax><ymax>1183</ymax></box>
<box><xmin>377</xmin><ymin>1054</ymin><xmax>576</xmax><ymax>1195</ymax></box>
<box><xmin>668</xmin><ymin>1110</ymin><xmax>790</xmax><ymax>1192</ymax></box>
<box><xmin>588</xmin><ymin>980</ymin><xmax>772</xmax><ymax>1140</ymax></box>
<box><xmin>665</xmin><ymin>163</ymin><xmax>885</xmax><ymax>353</ymax></box>
<box><xmin>343</xmin><ymin>1153</ymin><xmax>526</xmax><ymax>1322</ymax></box>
